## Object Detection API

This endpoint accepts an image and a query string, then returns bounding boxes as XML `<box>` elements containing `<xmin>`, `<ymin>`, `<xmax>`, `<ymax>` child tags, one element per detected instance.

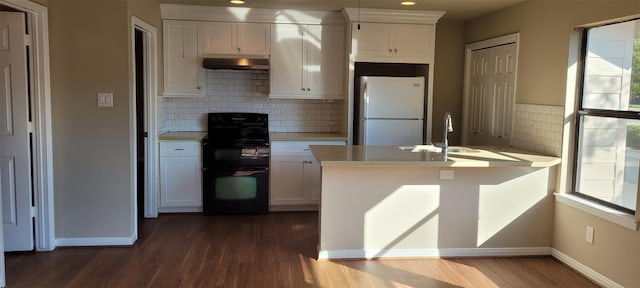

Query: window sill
<box><xmin>554</xmin><ymin>193</ymin><xmax>639</xmax><ymax>231</ymax></box>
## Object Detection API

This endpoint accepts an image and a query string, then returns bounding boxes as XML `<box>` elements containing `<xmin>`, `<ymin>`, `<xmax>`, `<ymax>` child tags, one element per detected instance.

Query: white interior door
<box><xmin>464</xmin><ymin>41</ymin><xmax>517</xmax><ymax>146</ymax></box>
<box><xmin>0</xmin><ymin>11</ymin><xmax>34</xmax><ymax>252</ymax></box>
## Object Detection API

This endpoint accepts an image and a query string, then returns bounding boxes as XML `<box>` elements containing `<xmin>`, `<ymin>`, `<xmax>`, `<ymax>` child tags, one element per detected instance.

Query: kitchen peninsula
<box><xmin>310</xmin><ymin>145</ymin><xmax>560</xmax><ymax>260</ymax></box>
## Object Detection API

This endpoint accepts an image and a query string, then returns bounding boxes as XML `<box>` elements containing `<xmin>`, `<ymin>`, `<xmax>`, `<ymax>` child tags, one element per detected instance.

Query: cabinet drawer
<box><xmin>160</xmin><ymin>141</ymin><xmax>201</xmax><ymax>157</ymax></box>
<box><xmin>271</xmin><ymin>141</ymin><xmax>345</xmax><ymax>157</ymax></box>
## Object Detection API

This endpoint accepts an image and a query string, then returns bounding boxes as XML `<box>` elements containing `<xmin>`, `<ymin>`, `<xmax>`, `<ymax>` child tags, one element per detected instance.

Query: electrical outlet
<box><xmin>586</xmin><ymin>226</ymin><xmax>594</xmax><ymax>244</ymax></box>
<box><xmin>440</xmin><ymin>170</ymin><xmax>454</xmax><ymax>180</ymax></box>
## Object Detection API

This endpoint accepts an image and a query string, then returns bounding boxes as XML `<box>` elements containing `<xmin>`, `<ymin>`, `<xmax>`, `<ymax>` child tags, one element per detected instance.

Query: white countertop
<box><xmin>158</xmin><ymin>132</ymin><xmax>348</xmax><ymax>142</ymax></box>
<box><xmin>158</xmin><ymin>131</ymin><xmax>207</xmax><ymax>141</ymax></box>
<box><xmin>269</xmin><ymin>132</ymin><xmax>347</xmax><ymax>142</ymax></box>
<box><xmin>310</xmin><ymin>145</ymin><xmax>561</xmax><ymax>168</ymax></box>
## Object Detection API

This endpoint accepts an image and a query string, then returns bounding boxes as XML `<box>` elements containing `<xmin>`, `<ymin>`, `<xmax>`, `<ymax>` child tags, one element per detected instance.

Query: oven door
<box><xmin>202</xmin><ymin>166</ymin><xmax>269</xmax><ymax>214</ymax></box>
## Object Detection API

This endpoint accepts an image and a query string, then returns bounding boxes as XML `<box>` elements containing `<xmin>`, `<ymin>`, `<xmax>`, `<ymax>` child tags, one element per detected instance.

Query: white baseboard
<box><xmin>551</xmin><ymin>249</ymin><xmax>623</xmax><ymax>288</ymax></box>
<box><xmin>158</xmin><ymin>206</ymin><xmax>202</xmax><ymax>213</ymax></box>
<box><xmin>318</xmin><ymin>247</ymin><xmax>551</xmax><ymax>260</ymax></box>
<box><xmin>56</xmin><ymin>235</ymin><xmax>136</xmax><ymax>247</ymax></box>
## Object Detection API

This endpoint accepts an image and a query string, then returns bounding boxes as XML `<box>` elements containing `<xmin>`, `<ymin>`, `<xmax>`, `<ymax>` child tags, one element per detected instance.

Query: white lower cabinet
<box><xmin>159</xmin><ymin>141</ymin><xmax>202</xmax><ymax>212</ymax></box>
<box><xmin>269</xmin><ymin>140</ymin><xmax>345</xmax><ymax>211</ymax></box>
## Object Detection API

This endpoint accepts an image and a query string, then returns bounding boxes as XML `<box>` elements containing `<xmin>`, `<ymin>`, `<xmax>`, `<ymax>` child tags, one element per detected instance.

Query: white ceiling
<box><xmin>164</xmin><ymin>0</ymin><xmax>528</xmax><ymax>20</ymax></box>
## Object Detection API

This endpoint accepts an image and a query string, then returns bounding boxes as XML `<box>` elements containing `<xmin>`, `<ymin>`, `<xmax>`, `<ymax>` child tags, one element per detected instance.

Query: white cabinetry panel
<box><xmin>352</xmin><ymin>23</ymin><xmax>435</xmax><ymax>63</ymax></box>
<box><xmin>270</xmin><ymin>140</ymin><xmax>346</xmax><ymax>211</ymax></box>
<box><xmin>270</xmin><ymin>24</ymin><xmax>344</xmax><ymax>99</ymax></box>
<box><xmin>162</xmin><ymin>20</ymin><xmax>205</xmax><ymax>96</ymax></box>
<box><xmin>159</xmin><ymin>141</ymin><xmax>202</xmax><ymax>212</ymax></box>
<box><xmin>202</xmin><ymin>22</ymin><xmax>270</xmax><ymax>55</ymax></box>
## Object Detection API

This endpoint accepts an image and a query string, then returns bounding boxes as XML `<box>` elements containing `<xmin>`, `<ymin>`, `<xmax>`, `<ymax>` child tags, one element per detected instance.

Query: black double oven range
<box><xmin>202</xmin><ymin>113</ymin><xmax>269</xmax><ymax>214</ymax></box>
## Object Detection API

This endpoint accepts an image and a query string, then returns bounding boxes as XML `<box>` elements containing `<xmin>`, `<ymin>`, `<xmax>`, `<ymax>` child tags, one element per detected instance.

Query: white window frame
<box><xmin>559</xmin><ymin>16</ymin><xmax>640</xmax><ymax>231</ymax></box>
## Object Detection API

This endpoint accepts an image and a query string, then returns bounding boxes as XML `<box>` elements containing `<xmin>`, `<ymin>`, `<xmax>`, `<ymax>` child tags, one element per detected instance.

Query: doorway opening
<box><xmin>130</xmin><ymin>17</ymin><xmax>159</xmax><ymax>237</ymax></box>
<box><xmin>135</xmin><ymin>29</ymin><xmax>145</xmax><ymax>222</ymax></box>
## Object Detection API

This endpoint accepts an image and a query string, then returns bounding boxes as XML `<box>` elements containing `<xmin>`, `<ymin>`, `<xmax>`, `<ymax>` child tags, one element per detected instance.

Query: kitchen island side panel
<box><xmin>319</xmin><ymin>165</ymin><xmax>557</xmax><ymax>258</ymax></box>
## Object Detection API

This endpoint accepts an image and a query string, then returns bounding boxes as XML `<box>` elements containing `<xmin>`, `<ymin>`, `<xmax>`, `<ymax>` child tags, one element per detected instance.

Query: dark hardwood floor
<box><xmin>6</xmin><ymin>212</ymin><xmax>598</xmax><ymax>287</ymax></box>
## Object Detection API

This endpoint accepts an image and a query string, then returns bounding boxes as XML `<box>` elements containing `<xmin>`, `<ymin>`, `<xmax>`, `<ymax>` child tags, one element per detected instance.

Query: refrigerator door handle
<box><xmin>362</xmin><ymin>81</ymin><xmax>368</xmax><ymax>105</ymax></box>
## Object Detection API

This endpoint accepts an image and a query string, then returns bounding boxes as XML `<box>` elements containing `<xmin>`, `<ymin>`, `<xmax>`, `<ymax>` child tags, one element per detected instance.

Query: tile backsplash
<box><xmin>158</xmin><ymin>70</ymin><xmax>344</xmax><ymax>133</ymax></box>
<box><xmin>512</xmin><ymin>103</ymin><xmax>564</xmax><ymax>157</ymax></box>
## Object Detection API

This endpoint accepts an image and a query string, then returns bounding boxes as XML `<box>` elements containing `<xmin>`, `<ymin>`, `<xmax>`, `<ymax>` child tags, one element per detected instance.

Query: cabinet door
<box><xmin>270</xmin><ymin>24</ymin><xmax>304</xmax><ymax>98</ymax></box>
<box><xmin>163</xmin><ymin>20</ymin><xmax>204</xmax><ymax>96</ymax></box>
<box><xmin>306</xmin><ymin>25</ymin><xmax>344</xmax><ymax>99</ymax></box>
<box><xmin>237</xmin><ymin>23</ymin><xmax>270</xmax><ymax>55</ymax></box>
<box><xmin>391</xmin><ymin>24</ymin><xmax>435</xmax><ymax>62</ymax></box>
<box><xmin>160</xmin><ymin>156</ymin><xmax>202</xmax><ymax>209</ymax></box>
<box><xmin>270</xmin><ymin>157</ymin><xmax>306</xmax><ymax>205</ymax></box>
<box><xmin>307</xmin><ymin>157</ymin><xmax>322</xmax><ymax>203</ymax></box>
<box><xmin>202</xmin><ymin>22</ymin><xmax>236</xmax><ymax>54</ymax></box>
<box><xmin>352</xmin><ymin>22</ymin><xmax>391</xmax><ymax>59</ymax></box>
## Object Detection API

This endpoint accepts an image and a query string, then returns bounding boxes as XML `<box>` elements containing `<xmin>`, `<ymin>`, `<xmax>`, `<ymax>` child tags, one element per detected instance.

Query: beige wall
<box><xmin>465</xmin><ymin>0</ymin><xmax>640</xmax><ymax>106</ymax></box>
<box><xmin>127</xmin><ymin>0</ymin><xmax>162</xmax><ymax>96</ymax></box>
<box><xmin>467</xmin><ymin>0</ymin><xmax>640</xmax><ymax>286</ymax></box>
<box><xmin>433</xmin><ymin>19</ymin><xmax>465</xmax><ymax>146</ymax></box>
<box><xmin>48</xmin><ymin>0</ymin><xmax>142</xmax><ymax>240</ymax></box>
<box><xmin>554</xmin><ymin>203</ymin><xmax>640</xmax><ymax>287</ymax></box>
<box><xmin>128</xmin><ymin>0</ymin><xmax>161</xmax><ymax>28</ymax></box>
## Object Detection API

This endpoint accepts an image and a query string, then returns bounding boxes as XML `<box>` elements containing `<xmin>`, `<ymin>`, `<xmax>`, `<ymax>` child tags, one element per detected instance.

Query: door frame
<box><xmin>130</xmin><ymin>17</ymin><xmax>159</xmax><ymax>220</ymax></box>
<box><xmin>1</xmin><ymin>0</ymin><xmax>55</xmax><ymax>251</ymax></box>
<box><xmin>461</xmin><ymin>33</ymin><xmax>519</xmax><ymax>145</ymax></box>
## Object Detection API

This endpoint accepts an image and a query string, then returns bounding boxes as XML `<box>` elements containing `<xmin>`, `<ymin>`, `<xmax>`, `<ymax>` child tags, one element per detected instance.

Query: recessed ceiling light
<box><xmin>230</xmin><ymin>0</ymin><xmax>245</xmax><ymax>4</ymax></box>
<box><xmin>401</xmin><ymin>1</ymin><xmax>416</xmax><ymax>6</ymax></box>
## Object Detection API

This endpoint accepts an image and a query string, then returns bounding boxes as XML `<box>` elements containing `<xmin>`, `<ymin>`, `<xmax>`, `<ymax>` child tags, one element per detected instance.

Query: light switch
<box><xmin>97</xmin><ymin>92</ymin><xmax>113</xmax><ymax>108</ymax></box>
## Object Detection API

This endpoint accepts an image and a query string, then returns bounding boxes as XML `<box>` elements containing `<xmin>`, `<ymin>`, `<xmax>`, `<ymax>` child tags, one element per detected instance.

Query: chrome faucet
<box><xmin>442</xmin><ymin>112</ymin><xmax>453</xmax><ymax>158</ymax></box>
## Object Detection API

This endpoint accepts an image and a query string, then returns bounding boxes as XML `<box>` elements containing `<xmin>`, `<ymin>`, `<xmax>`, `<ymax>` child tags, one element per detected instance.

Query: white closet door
<box><xmin>0</xmin><ymin>11</ymin><xmax>34</xmax><ymax>252</ymax></box>
<box><xmin>465</xmin><ymin>42</ymin><xmax>517</xmax><ymax>146</ymax></box>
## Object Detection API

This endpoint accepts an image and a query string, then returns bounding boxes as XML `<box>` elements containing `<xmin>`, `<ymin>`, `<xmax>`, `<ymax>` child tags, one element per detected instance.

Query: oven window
<box><xmin>215</xmin><ymin>176</ymin><xmax>257</xmax><ymax>200</ymax></box>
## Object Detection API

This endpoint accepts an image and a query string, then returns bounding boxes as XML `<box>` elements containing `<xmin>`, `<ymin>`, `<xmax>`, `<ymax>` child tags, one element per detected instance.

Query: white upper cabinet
<box><xmin>342</xmin><ymin>8</ymin><xmax>444</xmax><ymax>64</ymax></box>
<box><xmin>270</xmin><ymin>24</ymin><xmax>344</xmax><ymax>99</ymax></box>
<box><xmin>202</xmin><ymin>22</ymin><xmax>270</xmax><ymax>55</ymax></box>
<box><xmin>352</xmin><ymin>23</ymin><xmax>436</xmax><ymax>63</ymax></box>
<box><xmin>162</xmin><ymin>20</ymin><xmax>205</xmax><ymax>96</ymax></box>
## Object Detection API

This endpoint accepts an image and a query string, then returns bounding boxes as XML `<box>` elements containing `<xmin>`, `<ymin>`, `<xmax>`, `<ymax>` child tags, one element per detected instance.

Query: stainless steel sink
<box><xmin>398</xmin><ymin>145</ymin><xmax>442</xmax><ymax>153</ymax></box>
<box><xmin>398</xmin><ymin>145</ymin><xmax>478</xmax><ymax>153</ymax></box>
<box><xmin>446</xmin><ymin>147</ymin><xmax>479</xmax><ymax>153</ymax></box>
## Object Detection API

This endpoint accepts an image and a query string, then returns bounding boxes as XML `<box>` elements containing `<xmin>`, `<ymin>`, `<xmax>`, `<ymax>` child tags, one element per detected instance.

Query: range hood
<box><xmin>202</xmin><ymin>57</ymin><xmax>269</xmax><ymax>70</ymax></box>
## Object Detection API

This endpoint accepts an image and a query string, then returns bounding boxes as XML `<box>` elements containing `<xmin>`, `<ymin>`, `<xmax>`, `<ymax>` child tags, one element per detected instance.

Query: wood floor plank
<box><xmin>5</xmin><ymin>212</ymin><xmax>598</xmax><ymax>287</ymax></box>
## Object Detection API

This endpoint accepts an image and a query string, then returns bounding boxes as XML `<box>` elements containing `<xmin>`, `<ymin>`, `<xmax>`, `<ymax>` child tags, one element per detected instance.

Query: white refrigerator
<box><xmin>358</xmin><ymin>76</ymin><xmax>425</xmax><ymax>145</ymax></box>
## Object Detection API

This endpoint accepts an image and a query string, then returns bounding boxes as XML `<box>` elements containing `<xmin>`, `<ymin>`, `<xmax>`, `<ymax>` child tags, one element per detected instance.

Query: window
<box><xmin>575</xmin><ymin>19</ymin><xmax>640</xmax><ymax>214</ymax></box>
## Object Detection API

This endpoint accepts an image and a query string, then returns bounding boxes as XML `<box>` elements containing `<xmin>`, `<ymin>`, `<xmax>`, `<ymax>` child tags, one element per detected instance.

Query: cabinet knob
<box><xmin>306</xmin><ymin>88</ymin><xmax>310</xmax><ymax>91</ymax></box>
<box><xmin>197</xmin><ymin>86</ymin><xmax>201</xmax><ymax>90</ymax></box>
<box><xmin>388</xmin><ymin>48</ymin><xmax>393</xmax><ymax>53</ymax></box>
<box><xmin>394</xmin><ymin>48</ymin><xmax>398</xmax><ymax>53</ymax></box>
<box><xmin>301</xmin><ymin>88</ymin><xmax>305</xmax><ymax>91</ymax></box>
<box><xmin>237</xmin><ymin>47</ymin><xmax>241</xmax><ymax>52</ymax></box>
